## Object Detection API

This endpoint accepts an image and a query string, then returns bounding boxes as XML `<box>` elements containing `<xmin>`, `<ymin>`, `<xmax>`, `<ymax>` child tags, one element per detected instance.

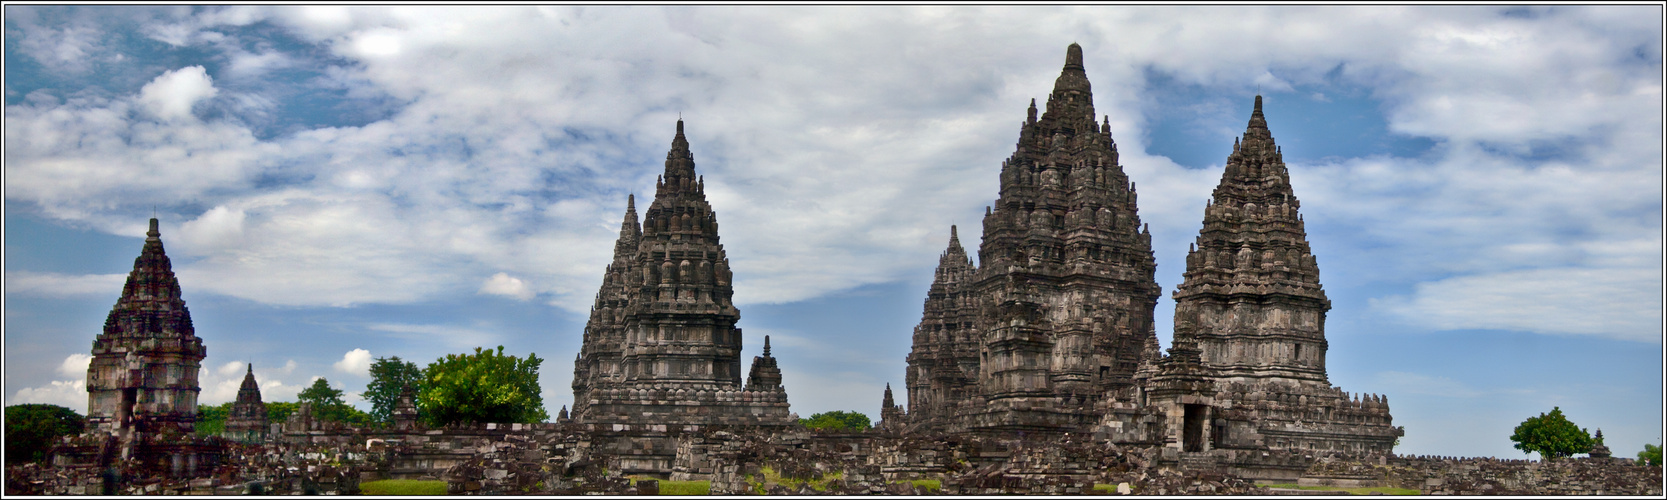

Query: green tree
<box><xmin>419</xmin><ymin>346</ymin><xmax>548</xmax><ymax>426</ymax></box>
<box><xmin>1510</xmin><ymin>406</ymin><xmax>1593</xmax><ymax>460</ymax></box>
<box><xmin>5</xmin><ymin>404</ymin><xmax>86</xmax><ymax>464</ymax></box>
<box><xmin>266</xmin><ymin>401</ymin><xmax>300</xmax><ymax>423</ymax></box>
<box><xmin>800</xmin><ymin>411</ymin><xmax>872</xmax><ymax>431</ymax></box>
<box><xmin>1639</xmin><ymin>443</ymin><xmax>1662</xmax><ymax>467</ymax></box>
<box><xmin>296</xmin><ymin>377</ymin><xmax>374</xmax><ymax>426</ymax></box>
<box><xmin>365</xmin><ymin>356</ymin><xmax>423</xmax><ymax>424</ymax></box>
<box><xmin>194</xmin><ymin>402</ymin><xmax>234</xmax><ymax>437</ymax></box>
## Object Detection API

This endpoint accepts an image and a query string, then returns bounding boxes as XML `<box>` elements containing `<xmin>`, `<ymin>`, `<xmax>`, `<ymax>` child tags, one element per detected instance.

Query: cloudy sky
<box><xmin>4</xmin><ymin>6</ymin><xmax>1661</xmax><ymax>459</ymax></box>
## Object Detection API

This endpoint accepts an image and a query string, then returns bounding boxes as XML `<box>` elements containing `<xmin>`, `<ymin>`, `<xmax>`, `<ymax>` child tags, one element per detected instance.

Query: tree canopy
<box><xmin>1510</xmin><ymin>406</ymin><xmax>1593</xmax><ymax>460</ymax></box>
<box><xmin>1639</xmin><ymin>443</ymin><xmax>1662</xmax><ymax>467</ymax></box>
<box><xmin>800</xmin><ymin>411</ymin><xmax>872</xmax><ymax>431</ymax></box>
<box><xmin>366</xmin><ymin>356</ymin><xmax>423</xmax><ymax>424</ymax></box>
<box><xmin>195</xmin><ymin>402</ymin><xmax>234</xmax><ymax>437</ymax></box>
<box><xmin>419</xmin><ymin>346</ymin><xmax>548</xmax><ymax>426</ymax></box>
<box><xmin>298</xmin><ymin>377</ymin><xmax>375</xmax><ymax>426</ymax></box>
<box><xmin>5</xmin><ymin>404</ymin><xmax>86</xmax><ymax>464</ymax></box>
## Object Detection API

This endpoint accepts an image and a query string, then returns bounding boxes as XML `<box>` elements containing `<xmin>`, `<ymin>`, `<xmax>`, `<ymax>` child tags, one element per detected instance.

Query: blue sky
<box><xmin>4</xmin><ymin>6</ymin><xmax>1661</xmax><ymax>460</ymax></box>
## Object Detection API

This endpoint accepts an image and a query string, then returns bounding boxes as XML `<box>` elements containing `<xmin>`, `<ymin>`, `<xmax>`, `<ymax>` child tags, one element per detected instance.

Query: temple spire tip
<box><xmin>1065</xmin><ymin>42</ymin><xmax>1083</xmax><ymax>68</ymax></box>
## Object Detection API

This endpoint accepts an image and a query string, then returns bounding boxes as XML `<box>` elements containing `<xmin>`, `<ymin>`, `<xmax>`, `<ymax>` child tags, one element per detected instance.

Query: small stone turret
<box><xmin>745</xmin><ymin>336</ymin><xmax>783</xmax><ymax>391</ymax></box>
<box><xmin>1589</xmin><ymin>429</ymin><xmax>1613</xmax><ymax>460</ymax></box>
<box><xmin>879</xmin><ymin>383</ymin><xmax>905</xmax><ymax>431</ymax></box>
<box><xmin>223</xmin><ymin>364</ymin><xmax>268</xmax><ymax>444</ymax></box>
<box><xmin>391</xmin><ymin>384</ymin><xmax>419</xmax><ymax>431</ymax></box>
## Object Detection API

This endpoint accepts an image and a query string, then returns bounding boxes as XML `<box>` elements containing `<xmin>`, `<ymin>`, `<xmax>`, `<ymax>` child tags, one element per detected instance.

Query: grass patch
<box><xmin>658</xmin><ymin>480</ymin><xmax>711</xmax><ymax>495</ymax></box>
<box><xmin>746</xmin><ymin>466</ymin><xmax>843</xmax><ymax>493</ymax></box>
<box><xmin>1264</xmin><ymin>483</ymin><xmax>1421</xmax><ymax>495</ymax></box>
<box><xmin>623</xmin><ymin>476</ymin><xmax>711</xmax><ymax>495</ymax></box>
<box><xmin>890</xmin><ymin>479</ymin><xmax>940</xmax><ymax>492</ymax></box>
<box><xmin>359</xmin><ymin>479</ymin><xmax>448</xmax><ymax>496</ymax></box>
<box><xmin>1093</xmin><ymin>483</ymin><xmax>1115</xmax><ymax>494</ymax></box>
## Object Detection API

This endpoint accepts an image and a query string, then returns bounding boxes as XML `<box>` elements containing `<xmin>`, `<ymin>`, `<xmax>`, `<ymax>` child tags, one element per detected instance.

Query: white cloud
<box><xmin>137</xmin><ymin>66</ymin><xmax>219</xmax><ymax>121</ymax></box>
<box><xmin>334</xmin><ymin>348</ymin><xmax>374</xmax><ymax>376</ymax></box>
<box><xmin>217</xmin><ymin>361</ymin><xmax>246</xmax><ymax>377</ymax></box>
<box><xmin>4</xmin><ymin>271</ymin><xmax>128</xmax><ymax>298</ymax></box>
<box><xmin>479</xmin><ymin>272</ymin><xmax>534</xmax><ymax>301</ymax></box>
<box><xmin>1374</xmin><ymin>267</ymin><xmax>1663</xmax><ymax>343</ymax></box>
<box><xmin>1</xmin><ymin>6</ymin><xmax>1657</xmax><ymax>327</ymax></box>
<box><xmin>58</xmin><ymin>354</ymin><xmax>92</xmax><ymax>378</ymax></box>
<box><xmin>8</xmin><ymin>379</ymin><xmax>87</xmax><ymax>409</ymax></box>
<box><xmin>178</xmin><ymin>205</ymin><xmax>247</xmax><ymax>254</ymax></box>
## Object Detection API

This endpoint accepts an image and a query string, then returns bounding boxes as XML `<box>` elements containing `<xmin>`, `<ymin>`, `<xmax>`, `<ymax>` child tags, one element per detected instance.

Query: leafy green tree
<box><xmin>266</xmin><ymin>401</ymin><xmax>300</xmax><ymax>423</ymax></box>
<box><xmin>5</xmin><ymin>404</ymin><xmax>86</xmax><ymax>464</ymax></box>
<box><xmin>1639</xmin><ymin>443</ymin><xmax>1662</xmax><ymax>467</ymax></box>
<box><xmin>297</xmin><ymin>377</ymin><xmax>374</xmax><ymax>426</ymax></box>
<box><xmin>419</xmin><ymin>346</ymin><xmax>548</xmax><ymax>426</ymax></box>
<box><xmin>800</xmin><ymin>411</ymin><xmax>872</xmax><ymax>431</ymax></box>
<box><xmin>365</xmin><ymin>356</ymin><xmax>423</xmax><ymax>424</ymax></box>
<box><xmin>194</xmin><ymin>402</ymin><xmax>234</xmax><ymax>437</ymax></box>
<box><xmin>1510</xmin><ymin>406</ymin><xmax>1593</xmax><ymax>460</ymax></box>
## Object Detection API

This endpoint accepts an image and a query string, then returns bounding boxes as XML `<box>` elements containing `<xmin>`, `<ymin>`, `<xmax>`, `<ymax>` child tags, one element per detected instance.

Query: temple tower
<box><xmin>571</xmin><ymin>120</ymin><xmax>792</xmax><ymax>474</ymax></box>
<box><xmin>908</xmin><ymin>43</ymin><xmax>1161</xmax><ymax>435</ymax></box>
<box><xmin>571</xmin><ymin>120</ymin><xmax>791</xmax><ymax>427</ymax></box>
<box><xmin>223</xmin><ymin>364</ymin><xmax>268</xmax><ymax>444</ymax></box>
<box><xmin>571</xmin><ymin>193</ymin><xmax>640</xmax><ymax>417</ymax></box>
<box><xmin>1163</xmin><ymin>96</ymin><xmax>1400</xmax><ymax>455</ymax></box>
<box><xmin>902</xmin><ymin>225</ymin><xmax>981</xmax><ymax>431</ymax></box>
<box><xmin>86</xmin><ymin>218</ymin><xmax>206</xmax><ymax>438</ymax></box>
<box><xmin>1173</xmin><ymin>95</ymin><xmax>1329</xmax><ymax>386</ymax></box>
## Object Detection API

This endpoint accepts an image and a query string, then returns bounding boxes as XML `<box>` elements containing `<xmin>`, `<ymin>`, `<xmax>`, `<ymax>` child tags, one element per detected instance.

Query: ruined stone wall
<box><xmin>1375</xmin><ymin>455</ymin><xmax>1663</xmax><ymax>495</ymax></box>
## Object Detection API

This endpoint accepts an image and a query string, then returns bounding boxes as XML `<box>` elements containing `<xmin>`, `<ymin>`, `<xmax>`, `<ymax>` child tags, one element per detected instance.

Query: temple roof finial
<box><xmin>1065</xmin><ymin>42</ymin><xmax>1084</xmax><ymax>69</ymax></box>
<box><xmin>147</xmin><ymin>217</ymin><xmax>160</xmax><ymax>241</ymax></box>
<box><xmin>763</xmin><ymin>335</ymin><xmax>772</xmax><ymax>357</ymax></box>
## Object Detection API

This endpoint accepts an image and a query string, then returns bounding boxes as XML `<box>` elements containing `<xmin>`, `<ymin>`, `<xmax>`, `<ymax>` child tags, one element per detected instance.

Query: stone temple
<box><xmin>904</xmin><ymin>42</ymin><xmax>1162</xmax><ymax>435</ymax></box>
<box><xmin>570</xmin><ymin>120</ymin><xmax>793</xmax><ymax>472</ymax></box>
<box><xmin>223</xmin><ymin>364</ymin><xmax>269</xmax><ymax>444</ymax></box>
<box><xmin>64</xmin><ymin>218</ymin><xmax>223</xmax><ymax>474</ymax></box>
<box><xmin>899</xmin><ymin>44</ymin><xmax>1400</xmax><ymax>470</ymax></box>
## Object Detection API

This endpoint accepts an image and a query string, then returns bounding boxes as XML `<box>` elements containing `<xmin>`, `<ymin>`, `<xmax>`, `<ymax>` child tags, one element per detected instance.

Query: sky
<box><xmin>3</xmin><ymin>5</ymin><xmax>1662</xmax><ymax>460</ymax></box>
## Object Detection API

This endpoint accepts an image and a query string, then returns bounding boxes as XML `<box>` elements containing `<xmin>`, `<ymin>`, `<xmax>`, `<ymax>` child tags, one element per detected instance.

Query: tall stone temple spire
<box><xmin>903</xmin><ymin>43</ymin><xmax>1162</xmax><ymax>434</ymax></box>
<box><xmin>86</xmin><ymin>218</ymin><xmax>207</xmax><ymax>437</ymax></box>
<box><xmin>572</xmin><ymin>193</ymin><xmax>642</xmax><ymax>417</ymax></box>
<box><xmin>903</xmin><ymin>225</ymin><xmax>979</xmax><ymax>429</ymax></box>
<box><xmin>1173</xmin><ymin>95</ymin><xmax>1330</xmax><ymax>385</ymax></box>
<box><xmin>572</xmin><ymin>120</ymin><xmax>791</xmax><ymax>445</ymax></box>
<box><xmin>224</xmin><ymin>364</ymin><xmax>268</xmax><ymax>444</ymax></box>
<box><xmin>1155</xmin><ymin>96</ymin><xmax>1400</xmax><ymax>454</ymax></box>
